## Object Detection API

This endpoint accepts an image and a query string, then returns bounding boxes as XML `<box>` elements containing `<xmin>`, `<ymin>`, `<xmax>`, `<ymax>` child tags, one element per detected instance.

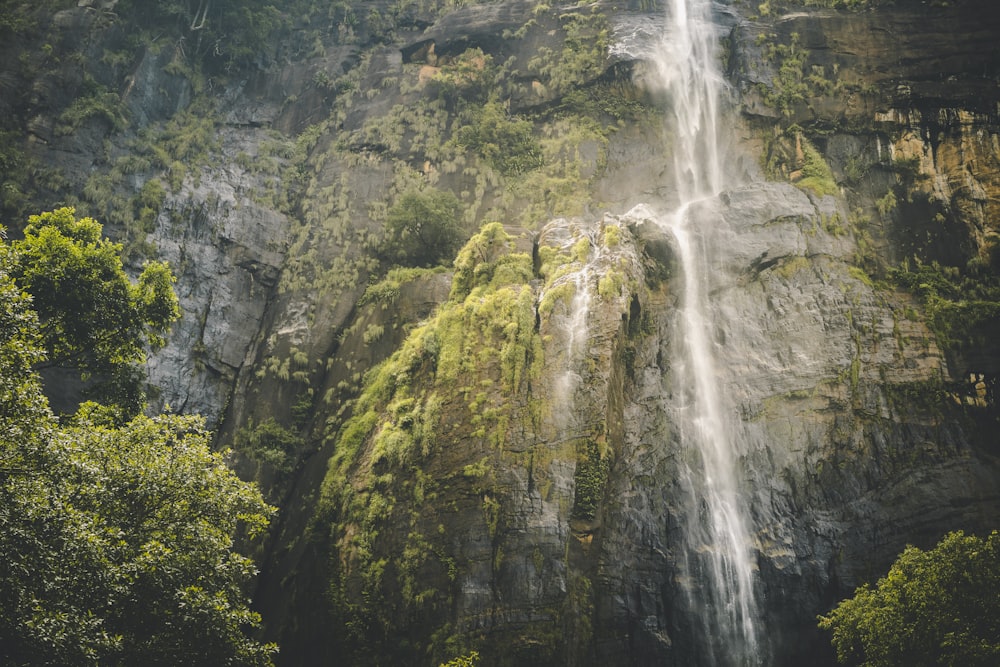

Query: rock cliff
<box><xmin>2</xmin><ymin>0</ymin><xmax>999</xmax><ymax>665</ymax></box>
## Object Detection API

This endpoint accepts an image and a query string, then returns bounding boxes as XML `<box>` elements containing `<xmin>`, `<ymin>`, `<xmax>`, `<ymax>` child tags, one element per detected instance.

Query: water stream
<box><xmin>550</xmin><ymin>228</ymin><xmax>598</xmax><ymax>427</ymax></box>
<box><xmin>651</xmin><ymin>0</ymin><xmax>763</xmax><ymax>663</ymax></box>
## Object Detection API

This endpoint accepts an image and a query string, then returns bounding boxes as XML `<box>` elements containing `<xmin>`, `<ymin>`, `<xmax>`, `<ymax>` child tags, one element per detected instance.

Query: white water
<box><xmin>551</xmin><ymin>230</ymin><xmax>597</xmax><ymax>423</ymax></box>
<box><xmin>650</xmin><ymin>0</ymin><xmax>763</xmax><ymax>664</ymax></box>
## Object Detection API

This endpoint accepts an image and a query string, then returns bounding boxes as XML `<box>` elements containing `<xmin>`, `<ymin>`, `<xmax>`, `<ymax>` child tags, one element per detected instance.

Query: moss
<box><xmin>572</xmin><ymin>438</ymin><xmax>610</xmax><ymax>521</ymax></box>
<box><xmin>537</xmin><ymin>245</ymin><xmax>576</xmax><ymax>282</ymax></box>
<box><xmin>848</xmin><ymin>265</ymin><xmax>874</xmax><ymax>288</ymax></box>
<box><xmin>360</xmin><ymin>266</ymin><xmax>446</xmax><ymax>307</ymax></box>
<box><xmin>539</xmin><ymin>280</ymin><xmax>577</xmax><ymax>317</ymax></box>
<box><xmin>775</xmin><ymin>255</ymin><xmax>810</xmax><ymax>280</ymax></box>
<box><xmin>482</xmin><ymin>495</ymin><xmax>502</xmax><ymax>538</ymax></box>
<box><xmin>603</xmin><ymin>223</ymin><xmax>621</xmax><ymax>248</ymax></box>
<box><xmin>318</xmin><ymin>223</ymin><xmax>543</xmax><ymax>626</ymax></box>
<box><xmin>449</xmin><ymin>223</ymin><xmax>532</xmax><ymax>301</ymax></box>
<box><xmin>795</xmin><ymin>134</ymin><xmax>838</xmax><ymax>197</ymax></box>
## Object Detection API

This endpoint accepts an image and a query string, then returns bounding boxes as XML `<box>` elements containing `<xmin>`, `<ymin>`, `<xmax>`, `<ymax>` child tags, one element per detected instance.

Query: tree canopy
<box><xmin>381</xmin><ymin>187</ymin><xmax>464</xmax><ymax>268</ymax></box>
<box><xmin>6</xmin><ymin>207</ymin><xmax>180</xmax><ymax>416</ymax></box>
<box><xmin>0</xmin><ymin>219</ymin><xmax>276</xmax><ymax>665</ymax></box>
<box><xmin>818</xmin><ymin>530</ymin><xmax>1000</xmax><ymax>667</ymax></box>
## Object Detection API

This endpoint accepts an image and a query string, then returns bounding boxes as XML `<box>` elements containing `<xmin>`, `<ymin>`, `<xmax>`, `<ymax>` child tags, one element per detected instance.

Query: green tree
<box><xmin>8</xmin><ymin>208</ymin><xmax>180</xmax><ymax>414</ymax></box>
<box><xmin>0</xmin><ymin>241</ymin><xmax>48</xmax><ymax>438</ymax></box>
<box><xmin>0</xmin><ymin>413</ymin><xmax>278</xmax><ymax>666</ymax></box>
<box><xmin>0</xmin><ymin>245</ymin><xmax>276</xmax><ymax>665</ymax></box>
<box><xmin>381</xmin><ymin>188</ymin><xmax>464</xmax><ymax>268</ymax></box>
<box><xmin>818</xmin><ymin>530</ymin><xmax>1000</xmax><ymax>667</ymax></box>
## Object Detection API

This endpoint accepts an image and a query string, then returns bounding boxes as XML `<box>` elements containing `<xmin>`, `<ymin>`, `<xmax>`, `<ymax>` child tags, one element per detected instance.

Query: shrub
<box><xmin>381</xmin><ymin>188</ymin><xmax>464</xmax><ymax>268</ymax></box>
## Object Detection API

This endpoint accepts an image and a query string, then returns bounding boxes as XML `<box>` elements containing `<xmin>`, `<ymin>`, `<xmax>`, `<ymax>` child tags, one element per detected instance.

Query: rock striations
<box><xmin>1</xmin><ymin>0</ymin><xmax>999</xmax><ymax>665</ymax></box>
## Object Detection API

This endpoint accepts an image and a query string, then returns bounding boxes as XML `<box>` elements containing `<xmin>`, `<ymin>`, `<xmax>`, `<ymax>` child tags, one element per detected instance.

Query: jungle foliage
<box><xmin>0</xmin><ymin>223</ymin><xmax>276</xmax><ymax>666</ymax></box>
<box><xmin>6</xmin><ymin>208</ymin><xmax>180</xmax><ymax>417</ymax></box>
<box><xmin>819</xmin><ymin>530</ymin><xmax>1000</xmax><ymax>667</ymax></box>
<box><xmin>381</xmin><ymin>187</ymin><xmax>464</xmax><ymax>268</ymax></box>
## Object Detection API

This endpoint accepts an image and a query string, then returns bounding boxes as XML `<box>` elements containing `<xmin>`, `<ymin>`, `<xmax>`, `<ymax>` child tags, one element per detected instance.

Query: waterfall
<box><xmin>651</xmin><ymin>0</ymin><xmax>763</xmax><ymax>663</ymax></box>
<box><xmin>550</xmin><ymin>228</ymin><xmax>598</xmax><ymax>426</ymax></box>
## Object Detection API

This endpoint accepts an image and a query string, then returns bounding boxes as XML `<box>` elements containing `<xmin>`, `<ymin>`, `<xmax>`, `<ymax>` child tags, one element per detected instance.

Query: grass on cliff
<box><xmin>313</xmin><ymin>222</ymin><xmax>544</xmax><ymax>658</ymax></box>
<box><xmin>889</xmin><ymin>257</ymin><xmax>1000</xmax><ymax>356</ymax></box>
<box><xmin>313</xmin><ymin>219</ymin><xmax>635</xmax><ymax>658</ymax></box>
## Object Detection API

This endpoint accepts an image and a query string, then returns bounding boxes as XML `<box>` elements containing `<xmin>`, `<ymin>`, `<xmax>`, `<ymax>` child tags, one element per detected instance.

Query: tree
<box><xmin>381</xmin><ymin>188</ymin><xmax>464</xmax><ymax>268</ymax></box>
<box><xmin>0</xmin><ymin>412</ymin><xmax>278</xmax><ymax>666</ymax></box>
<box><xmin>0</xmin><ymin>241</ymin><xmax>48</xmax><ymax>439</ymax></box>
<box><xmin>7</xmin><ymin>207</ymin><xmax>180</xmax><ymax>415</ymax></box>
<box><xmin>818</xmin><ymin>530</ymin><xmax>1000</xmax><ymax>667</ymax></box>
<box><xmin>0</xmin><ymin>243</ymin><xmax>277</xmax><ymax>666</ymax></box>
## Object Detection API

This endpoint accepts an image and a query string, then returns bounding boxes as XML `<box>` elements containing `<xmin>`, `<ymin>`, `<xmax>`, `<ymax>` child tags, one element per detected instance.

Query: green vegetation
<box><xmin>526</xmin><ymin>6</ymin><xmax>609</xmax><ymax>97</ymax></box>
<box><xmin>440</xmin><ymin>650</ymin><xmax>480</xmax><ymax>666</ymax></box>
<box><xmin>124</xmin><ymin>0</ymin><xmax>289</xmax><ymax>69</ymax></box>
<box><xmin>7</xmin><ymin>208</ymin><xmax>180</xmax><ymax>415</ymax></box>
<box><xmin>759</xmin><ymin>33</ymin><xmax>811</xmax><ymax>119</ymax></box>
<box><xmin>316</xmin><ymin>223</ymin><xmax>547</xmax><ymax>660</ymax></box>
<box><xmin>55</xmin><ymin>75</ymin><xmax>126</xmax><ymax>136</ymax></box>
<box><xmin>236</xmin><ymin>417</ymin><xmax>304</xmax><ymax>475</ymax></box>
<box><xmin>381</xmin><ymin>187</ymin><xmax>464</xmax><ymax>267</ymax></box>
<box><xmin>507</xmin><ymin>114</ymin><xmax>609</xmax><ymax>225</ymax></box>
<box><xmin>453</xmin><ymin>102</ymin><xmax>543</xmax><ymax>177</ymax></box>
<box><xmin>572</xmin><ymin>438</ymin><xmax>610</xmax><ymax>521</ymax></box>
<box><xmin>796</xmin><ymin>134</ymin><xmax>838</xmax><ymax>196</ymax></box>
<box><xmin>763</xmin><ymin>127</ymin><xmax>838</xmax><ymax>198</ymax></box>
<box><xmin>819</xmin><ymin>530</ymin><xmax>1000</xmax><ymax>666</ymax></box>
<box><xmin>359</xmin><ymin>266</ymin><xmax>447</xmax><ymax>308</ymax></box>
<box><xmin>0</xmin><ymin>235</ymin><xmax>275</xmax><ymax>666</ymax></box>
<box><xmin>777</xmin><ymin>0</ymin><xmax>875</xmax><ymax>8</ymax></box>
<box><xmin>134</xmin><ymin>178</ymin><xmax>166</xmax><ymax>231</ymax></box>
<box><xmin>430</xmin><ymin>47</ymin><xmax>497</xmax><ymax>107</ymax></box>
<box><xmin>0</xmin><ymin>412</ymin><xmax>277</xmax><ymax>667</ymax></box>
<box><xmin>889</xmin><ymin>259</ymin><xmax>1000</xmax><ymax>356</ymax></box>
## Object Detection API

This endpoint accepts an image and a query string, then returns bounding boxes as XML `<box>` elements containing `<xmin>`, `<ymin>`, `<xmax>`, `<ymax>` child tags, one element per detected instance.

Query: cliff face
<box><xmin>3</xmin><ymin>0</ymin><xmax>999</xmax><ymax>665</ymax></box>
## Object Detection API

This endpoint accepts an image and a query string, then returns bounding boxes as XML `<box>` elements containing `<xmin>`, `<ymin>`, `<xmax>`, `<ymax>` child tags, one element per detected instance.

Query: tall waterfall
<box><xmin>652</xmin><ymin>0</ymin><xmax>763</xmax><ymax>664</ymax></box>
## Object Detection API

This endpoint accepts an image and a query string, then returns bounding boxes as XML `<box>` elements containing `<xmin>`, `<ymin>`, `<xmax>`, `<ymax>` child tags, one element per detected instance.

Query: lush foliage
<box><xmin>818</xmin><ymin>530</ymin><xmax>1000</xmax><ymax>667</ymax></box>
<box><xmin>454</xmin><ymin>102</ymin><xmax>543</xmax><ymax>177</ymax></box>
<box><xmin>796</xmin><ymin>133</ymin><xmax>838</xmax><ymax>196</ymax></box>
<box><xmin>430</xmin><ymin>47</ymin><xmax>498</xmax><ymax>107</ymax></box>
<box><xmin>381</xmin><ymin>188</ymin><xmax>464</xmax><ymax>267</ymax></box>
<box><xmin>0</xmin><ymin>413</ymin><xmax>277</xmax><ymax>666</ymax></box>
<box><xmin>7</xmin><ymin>208</ymin><xmax>179</xmax><ymax>410</ymax></box>
<box><xmin>0</xmin><ymin>249</ymin><xmax>48</xmax><ymax>440</ymax></box>
<box><xmin>0</xmin><ymin>219</ymin><xmax>275</xmax><ymax>665</ymax></box>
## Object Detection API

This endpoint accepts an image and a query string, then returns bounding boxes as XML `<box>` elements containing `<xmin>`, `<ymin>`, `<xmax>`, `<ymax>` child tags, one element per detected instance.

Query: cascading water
<box><xmin>550</xmin><ymin>228</ymin><xmax>598</xmax><ymax>424</ymax></box>
<box><xmin>649</xmin><ymin>0</ymin><xmax>763</xmax><ymax>664</ymax></box>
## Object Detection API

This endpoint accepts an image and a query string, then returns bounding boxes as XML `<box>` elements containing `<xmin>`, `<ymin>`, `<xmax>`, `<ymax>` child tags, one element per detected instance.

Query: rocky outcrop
<box><xmin>3</xmin><ymin>0</ymin><xmax>1000</xmax><ymax>665</ymax></box>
